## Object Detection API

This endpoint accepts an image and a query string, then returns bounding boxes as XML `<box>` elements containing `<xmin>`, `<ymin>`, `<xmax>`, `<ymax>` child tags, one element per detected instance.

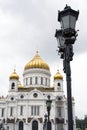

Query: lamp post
<box><xmin>46</xmin><ymin>95</ymin><xmax>52</xmax><ymax>130</ymax></box>
<box><xmin>55</xmin><ymin>5</ymin><xmax>79</xmax><ymax>130</ymax></box>
<box><xmin>43</xmin><ymin>114</ymin><xmax>48</xmax><ymax>130</ymax></box>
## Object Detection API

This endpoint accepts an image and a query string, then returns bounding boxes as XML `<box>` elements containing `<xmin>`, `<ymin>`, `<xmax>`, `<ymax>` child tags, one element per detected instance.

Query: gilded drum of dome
<box><xmin>24</xmin><ymin>52</ymin><xmax>50</xmax><ymax>71</ymax></box>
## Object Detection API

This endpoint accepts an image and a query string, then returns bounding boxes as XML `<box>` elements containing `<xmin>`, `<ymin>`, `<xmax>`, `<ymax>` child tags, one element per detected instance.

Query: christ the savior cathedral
<box><xmin>0</xmin><ymin>51</ymin><xmax>75</xmax><ymax>130</ymax></box>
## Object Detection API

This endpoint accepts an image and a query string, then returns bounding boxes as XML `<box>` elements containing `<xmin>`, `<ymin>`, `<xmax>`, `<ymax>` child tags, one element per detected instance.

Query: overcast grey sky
<box><xmin>0</xmin><ymin>0</ymin><xmax>87</xmax><ymax>118</ymax></box>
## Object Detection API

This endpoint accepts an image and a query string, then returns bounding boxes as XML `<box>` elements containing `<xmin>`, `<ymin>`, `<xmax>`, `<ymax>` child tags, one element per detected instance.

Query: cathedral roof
<box><xmin>24</xmin><ymin>51</ymin><xmax>50</xmax><ymax>71</ymax></box>
<box><xmin>9</xmin><ymin>69</ymin><xmax>19</xmax><ymax>80</ymax></box>
<box><xmin>54</xmin><ymin>70</ymin><xmax>63</xmax><ymax>80</ymax></box>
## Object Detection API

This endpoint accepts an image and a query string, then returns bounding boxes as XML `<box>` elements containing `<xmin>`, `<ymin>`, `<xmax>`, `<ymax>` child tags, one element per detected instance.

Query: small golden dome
<box><xmin>9</xmin><ymin>69</ymin><xmax>19</xmax><ymax>80</ymax></box>
<box><xmin>18</xmin><ymin>81</ymin><xmax>23</xmax><ymax>88</ymax></box>
<box><xmin>24</xmin><ymin>51</ymin><xmax>50</xmax><ymax>71</ymax></box>
<box><xmin>54</xmin><ymin>70</ymin><xmax>63</xmax><ymax>80</ymax></box>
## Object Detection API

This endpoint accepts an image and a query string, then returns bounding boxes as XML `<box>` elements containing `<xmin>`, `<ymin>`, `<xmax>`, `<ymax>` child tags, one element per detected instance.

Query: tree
<box><xmin>76</xmin><ymin>117</ymin><xmax>87</xmax><ymax>130</ymax></box>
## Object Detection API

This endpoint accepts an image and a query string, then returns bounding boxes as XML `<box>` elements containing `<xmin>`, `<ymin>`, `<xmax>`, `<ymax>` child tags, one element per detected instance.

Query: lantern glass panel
<box><xmin>70</xmin><ymin>15</ymin><xmax>76</xmax><ymax>29</ymax></box>
<box><xmin>59</xmin><ymin>36</ymin><xmax>65</xmax><ymax>47</ymax></box>
<box><xmin>61</xmin><ymin>15</ymin><xmax>69</xmax><ymax>30</ymax></box>
<box><xmin>61</xmin><ymin>15</ymin><xmax>76</xmax><ymax>30</ymax></box>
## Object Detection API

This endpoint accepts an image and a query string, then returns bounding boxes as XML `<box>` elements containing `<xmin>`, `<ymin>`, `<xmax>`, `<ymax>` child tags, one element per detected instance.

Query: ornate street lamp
<box><xmin>46</xmin><ymin>95</ymin><xmax>52</xmax><ymax>130</ymax></box>
<box><xmin>55</xmin><ymin>5</ymin><xmax>79</xmax><ymax>130</ymax></box>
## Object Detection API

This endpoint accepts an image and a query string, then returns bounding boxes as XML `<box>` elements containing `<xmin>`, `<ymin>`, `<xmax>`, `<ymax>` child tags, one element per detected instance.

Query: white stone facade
<box><xmin>0</xmin><ymin>53</ymin><xmax>75</xmax><ymax>130</ymax></box>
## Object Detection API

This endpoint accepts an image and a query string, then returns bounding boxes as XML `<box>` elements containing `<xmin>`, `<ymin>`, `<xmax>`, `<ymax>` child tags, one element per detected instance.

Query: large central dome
<box><xmin>24</xmin><ymin>51</ymin><xmax>50</xmax><ymax>71</ymax></box>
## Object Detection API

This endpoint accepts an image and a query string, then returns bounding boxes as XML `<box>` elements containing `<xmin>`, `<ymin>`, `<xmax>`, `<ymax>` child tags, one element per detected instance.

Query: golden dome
<box><xmin>24</xmin><ymin>51</ymin><xmax>50</xmax><ymax>71</ymax></box>
<box><xmin>54</xmin><ymin>70</ymin><xmax>63</xmax><ymax>80</ymax></box>
<box><xmin>18</xmin><ymin>81</ymin><xmax>23</xmax><ymax>88</ymax></box>
<box><xmin>9</xmin><ymin>69</ymin><xmax>19</xmax><ymax>80</ymax></box>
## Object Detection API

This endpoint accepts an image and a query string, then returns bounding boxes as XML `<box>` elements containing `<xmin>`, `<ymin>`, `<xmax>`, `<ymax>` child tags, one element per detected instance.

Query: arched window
<box><xmin>26</xmin><ymin>78</ymin><xmax>28</xmax><ymax>85</ymax></box>
<box><xmin>32</xmin><ymin>120</ymin><xmax>38</xmax><ymax>130</ymax></box>
<box><xmin>35</xmin><ymin>77</ymin><xmax>38</xmax><ymax>84</ymax></box>
<box><xmin>31</xmin><ymin>106</ymin><xmax>40</xmax><ymax>115</ymax></box>
<box><xmin>45</xmin><ymin>78</ymin><xmax>47</xmax><ymax>86</ymax></box>
<box><xmin>41</xmin><ymin>77</ymin><xmax>43</xmax><ymax>85</ymax></box>
<box><xmin>11</xmin><ymin>82</ymin><xmax>15</xmax><ymax>89</ymax></box>
<box><xmin>57</xmin><ymin>82</ymin><xmax>60</xmax><ymax>86</ymax></box>
<box><xmin>30</xmin><ymin>77</ymin><xmax>32</xmax><ymax>85</ymax></box>
<box><xmin>19</xmin><ymin>121</ymin><xmax>23</xmax><ymax>130</ymax></box>
<box><xmin>20</xmin><ymin>106</ymin><xmax>23</xmax><ymax>115</ymax></box>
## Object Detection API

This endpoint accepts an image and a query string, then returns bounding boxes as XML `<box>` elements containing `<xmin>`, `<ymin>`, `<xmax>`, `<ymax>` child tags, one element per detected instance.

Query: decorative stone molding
<box><xmin>16</xmin><ymin>118</ymin><xmax>20</xmax><ymax>122</ymax></box>
<box><xmin>23</xmin><ymin>118</ymin><xmax>26</xmax><ymax>122</ymax></box>
<box><xmin>16</xmin><ymin>118</ymin><xmax>26</xmax><ymax>122</ymax></box>
<box><xmin>27</xmin><ymin>117</ymin><xmax>43</xmax><ymax>123</ymax></box>
<box><xmin>18</xmin><ymin>87</ymin><xmax>54</xmax><ymax>92</ymax></box>
<box><xmin>7</xmin><ymin>118</ymin><xmax>15</xmax><ymax>123</ymax></box>
<box><xmin>55</xmin><ymin>118</ymin><xmax>64</xmax><ymax>124</ymax></box>
<box><xmin>38</xmin><ymin>118</ymin><xmax>43</xmax><ymax>123</ymax></box>
<box><xmin>27</xmin><ymin>118</ymin><xmax>33</xmax><ymax>123</ymax></box>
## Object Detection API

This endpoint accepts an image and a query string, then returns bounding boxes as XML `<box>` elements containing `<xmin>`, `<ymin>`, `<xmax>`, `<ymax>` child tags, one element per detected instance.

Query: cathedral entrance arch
<box><xmin>19</xmin><ymin>121</ymin><xmax>24</xmax><ymax>130</ymax></box>
<box><xmin>32</xmin><ymin>120</ymin><xmax>38</xmax><ymax>130</ymax></box>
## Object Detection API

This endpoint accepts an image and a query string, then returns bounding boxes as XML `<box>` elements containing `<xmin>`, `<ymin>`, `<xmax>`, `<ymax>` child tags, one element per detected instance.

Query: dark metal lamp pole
<box><xmin>46</xmin><ymin>95</ymin><xmax>52</xmax><ymax>122</ymax></box>
<box><xmin>46</xmin><ymin>95</ymin><xmax>52</xmax><ymax>130</ymax></box>
<box><xmin>43</xmin><ymin>114</ymin><xmax>48</xmax><ymax>130</ymax></box>
<box><xmin>55</xmin><ymin>5</ymin><xmax>79</xmax><ymax>130</ymax></box>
